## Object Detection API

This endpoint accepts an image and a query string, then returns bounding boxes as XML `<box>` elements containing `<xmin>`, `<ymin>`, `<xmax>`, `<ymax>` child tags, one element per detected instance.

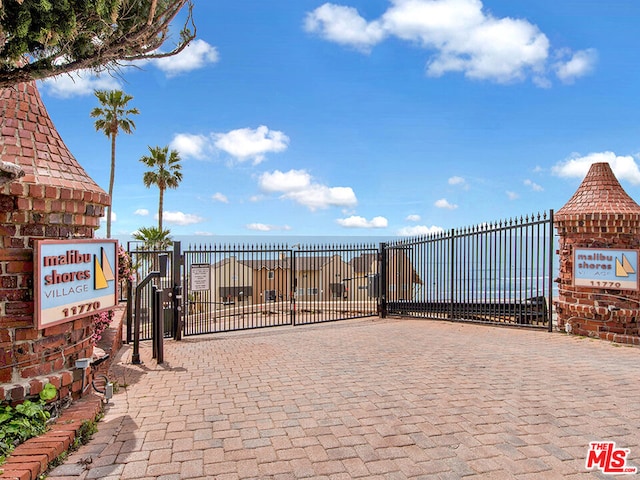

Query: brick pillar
<box><xmin>0</xmin><ymin>82</ymin><xmax>110</xmax><ymax>403</ymax></box>
<box><xmin>554</xmin><ymin>162</ymin><xmax>640</xmax><ymax>345</ymax></box>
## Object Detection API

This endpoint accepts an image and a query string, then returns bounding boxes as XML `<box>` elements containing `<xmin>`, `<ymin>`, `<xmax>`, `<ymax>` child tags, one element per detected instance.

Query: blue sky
<box><xmin>37</xmin><ymin>0</ymin><xmax>640</xmax><ymax>239</ymax></box>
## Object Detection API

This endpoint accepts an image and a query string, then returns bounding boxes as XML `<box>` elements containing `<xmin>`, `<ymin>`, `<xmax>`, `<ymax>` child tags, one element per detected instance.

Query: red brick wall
<box><xmin>0</xmin><ymin>81</ymin><xmax>110</xmax><ymax>403</ymax></box>
<box><xmin>555</xmin><ymin>215</ymin><xmax>640</xmax><ymax>345</ymax></box>
<box><xmin>0</xmin><ymin>190</ymin><xmax>107</xmax><ymax>402</ymax></box>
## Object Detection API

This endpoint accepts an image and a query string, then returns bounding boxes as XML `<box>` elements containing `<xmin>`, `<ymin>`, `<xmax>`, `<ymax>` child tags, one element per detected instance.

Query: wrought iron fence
<box><xmin>183</xmin><ymin>243</ymin><xmax>292</xmax><ymax>335</ymax></box>
<box><xmin>383</xmin><ymin>211</ymin><xmax>554</xmax><ymax>329</ymax></box>
<box><xmin>126</xmin><ymin>212</ymin><xmax>554</xmax><ymax>344</ymax></box>
<box><xmin>290</xmin><ymin>243</ymin><xmax>380</xmax><ymax>327</ymax></box>
<box><xmin>182</xmin><ymin>241</ymin><xmax>380</xmax><ymax>335</ymax></box>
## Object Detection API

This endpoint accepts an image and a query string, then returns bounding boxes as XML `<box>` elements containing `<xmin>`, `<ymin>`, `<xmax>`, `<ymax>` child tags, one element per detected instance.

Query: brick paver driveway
<box><xmin>49</xmin><ymin>318</ymin><xmax>640</xmax><ymax>479</ymax></box>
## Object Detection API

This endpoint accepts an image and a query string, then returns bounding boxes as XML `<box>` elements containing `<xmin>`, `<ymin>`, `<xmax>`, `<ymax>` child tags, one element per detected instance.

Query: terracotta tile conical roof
<box><xmin>0</xmin><ymin>81</ymin><xmax>106</xmax><ymax>197</ymax></box>
<box><xmin>556</xmin><ymin>162</ymin><xmax>640</xmax><ymax>218</ymax></box>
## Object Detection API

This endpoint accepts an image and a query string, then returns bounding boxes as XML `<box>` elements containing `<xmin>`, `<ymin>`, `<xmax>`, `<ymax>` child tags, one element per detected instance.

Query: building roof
<box><xmin>556</xmin><ymin>162</ymin><xmax>640</xmax><ymax>218</ymax></box>
<box><xmin>0</xmin><ymin>81</ymin><xmax>106</xmax><ymax>198</ymax></box>
<box><xmin>215</xmin><ymin>255</ymin><xmax>340</xmax><ymax>272</ymax></box>
<box><xmin>241</xmin><ymin>259</ymin><xmax>288</xmax><ymax>270</ymax></box>
<box><xmin>350</xmin><ymin>253</ymin><xmax>377</xmax><ymax>273</ymax></box>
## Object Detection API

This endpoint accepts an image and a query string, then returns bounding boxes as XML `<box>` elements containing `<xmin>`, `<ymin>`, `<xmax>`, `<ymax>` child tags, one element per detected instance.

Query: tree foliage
<box><xmin>140</xmin><ymin>145</ymin><xmax>183</xmax><ymax>232</ymax></box>
<box><xmin>91</xmin><ymin>89</ymin><xmax>139</xmax><ymax>239</ymax></box>
<box><xmin>0</xmin><ymin>0</ymin><xmax>195</xmax><ymax>88</ymax></box>
<box><xmin>132</xmin><ymin>226</ymin><xmax>173</xmax><ymax>251</ymax></box>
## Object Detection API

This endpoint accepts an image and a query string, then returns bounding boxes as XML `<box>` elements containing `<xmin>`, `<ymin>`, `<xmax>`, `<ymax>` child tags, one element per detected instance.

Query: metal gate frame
<box><xmin>382</xmin><ymin>211</ymin><xmax>554</xmax><ymax>330</ymax></box>
<box><xmin>180</xmin><ymin>242</ymin><xmax>380</xmax><ymax>336</ymax></box>
<box><xmin>127</xmin><ymin>211</ymin><xmax>555</xmax><ymax>345</ymax></box>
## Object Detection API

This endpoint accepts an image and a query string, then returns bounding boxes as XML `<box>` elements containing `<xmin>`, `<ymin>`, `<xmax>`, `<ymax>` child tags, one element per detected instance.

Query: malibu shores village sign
<box><xmin>34</xmin><ymin>239</ymin><xmax>118</xmax><ymax>329</ymax></box>
<box><xmin>574</xmin><ymin>248</ymin><xmax>639</xmax><ymax>291</ymax></box>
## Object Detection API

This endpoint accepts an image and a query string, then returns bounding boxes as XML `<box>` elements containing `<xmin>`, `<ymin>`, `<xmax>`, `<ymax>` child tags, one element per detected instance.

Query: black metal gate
<box><xmin>383</xmin><ymin>211</ymin><xmax>554</xmax><ymax>329</ymax></box>
<box><xmin>181</xmin><ymin>241</ymin><xmax>380</xmax><ymax>335</ymax></box>
<box><xmin>126</xmin><ymin>211</ymin><xmax>555</xmax><ymax>348</ymax></box>
<box><xmin>182</xmin><ymin>243</ymin><xmax>292</xmax><ymax>335</ymax></box>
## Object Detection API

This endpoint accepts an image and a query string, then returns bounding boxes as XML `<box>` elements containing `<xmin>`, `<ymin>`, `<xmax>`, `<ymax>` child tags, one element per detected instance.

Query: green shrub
<box><xmin>0</xmin><ymin>385</ymin><xmax>57</xmax><ymax>464</ymax></box>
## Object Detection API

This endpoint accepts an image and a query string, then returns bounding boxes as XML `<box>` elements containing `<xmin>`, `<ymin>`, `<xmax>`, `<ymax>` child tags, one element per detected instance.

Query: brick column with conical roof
<box><xmin>0</xmin><ymin>82</ymin><xmax>111</xmax><ymax>403</ymax></box>
<box><xmin>555</xmin><ymin>162</ymin><xmax>640</xmax><ymax>345</ymax></box>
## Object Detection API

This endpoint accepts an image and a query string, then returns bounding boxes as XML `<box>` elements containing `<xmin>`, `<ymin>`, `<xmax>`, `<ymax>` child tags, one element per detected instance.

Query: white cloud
<box><xmin>426</xmin><ymin>14</ymin><xmax>549</xmax><ymax>83</ymax></box>
<box><xmin>40</xmin><ymin>40</ymin><xmax>218</xmax><ymax>99</ymax></box>
<box><xmin>40</xmin><ymin>70</ymin><xmax>121</xmax><ymax>98</ymax></box>
<box><xmin>215</xmin><ymin>125</ymin><xmax>289</xmax><ymax>164</ymax></box>
<box><xmin>162</xmin><ymin>211</ymin><xmax>205</xmax><ymax>225</ymax></box>
<box><xmin>194</xmin><ymin>231</ymin><xmax>214</xmax><ymax>236</ymax></box>
<box><xmin>246</xmin><ymin>223</ymin><xmax>272</xmax><ymax>232</ymax></box>
<box><xmin>552</xmin><ymin>152</ymin><xmax>640</xmax><ymax>185</ymax></box>
<box><xmin>304</xmin><ymin>3</ymin><xmax>386</xmax><ymax>52</ymax></box>
<box><xmin>306</xmin><ymin>0</ymin><xmax>594</xmax><ymax>86</ymax></box>
<box><xmin>170</xmin><ymin>125</ymin><xmax>289</xmax><ymax>163</ymax></box>
<box><xmin>448</xmin><ymin>175</ymin><xmax>469</xmax><ymax>190</ymax></box>
<box><xmin>532</xmin><ymin>75</ymin><xmax>551</xmax><ymax>89</ymax></box>
<box><xmin>259</xmin><ymin>169</ymin><xmax>312</xmax><ymax>192</ymax></box>
<box><xmin>259</xmin><ymin>169</ymin><xmax>358</xmax><ymax>211</ymax></box>
<box><xmin>397</xmin><ymin>225</ymin><xmax>445</xmax><ymax>236</ymax></box>
<box><xmin>435</xmin><ymin>198</ymin><xmax>458</xmax><ymax>210</ymax></box>
<box><xmin>406</xmin><ymin>214</ymin><xmax>421</xmax><ymax>222</ymax></box>
<box><xmin>100</xmin><ymin>211</ymin><xmax>117</xmax><ymax>222</ymax></box>
<box><xmin>524</xmin><ymin>179</ymin><xmax>543</xmax><ymax>191</ymax></box>
<box><xmin>212</xmin><ymin>192</ymin><xmax>229</xmax><ymax>203</ymax></box>
<box><xmin>134</xmin><ymin>208</ymin><xmax>149</xmax><ymax>216</ymax></box>
<box><xmin>170</xmin><ymin>133</ymin><xmax>211</xmax><ymax>160</ymax></box>
<box><xmin>246</xmin><ymin>223</ymin><xmax>292</xmax><ymax>232</ymax></box>
<box><xmin>506</xmin><ymin>191</ymin><xmax>519</xmax><ymax>200</ymax></box>
<box><xmin>337</xmin><ymin>215</ymin><xmax>388</xmax><ymax>228</ymax></box>
<box><xmin>555</xmin><ymin>48</ymin><xmax>597</xmax><ymax>84</ymax></box>
<box><xmin>153</xmin><ymin>39</ymin><xmax>219</xmax><ymax>77</ymax></box>
<box><xmin>285</xmin><ymin>185</ymin><xmax>358</xmax><ymax>211</ymax></box>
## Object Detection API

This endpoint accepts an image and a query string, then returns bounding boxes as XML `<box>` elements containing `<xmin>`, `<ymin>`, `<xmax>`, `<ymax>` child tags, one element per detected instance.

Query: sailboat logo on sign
<box><xmin>94</xmin><ymin>247</ymin><xmax>115</xmax><ymax>290</ymax></box>
<box><xmin>615</xmin><ymin>254</ymin><xmax>636</xmax><ymax>278</ymax></box>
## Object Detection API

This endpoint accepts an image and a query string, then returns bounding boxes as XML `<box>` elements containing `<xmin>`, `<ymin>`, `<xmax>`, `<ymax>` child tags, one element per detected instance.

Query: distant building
<box><xmin>210</xmin><ymin>256</ymin><xmax>254</xmax><ymax>307</ymax></box>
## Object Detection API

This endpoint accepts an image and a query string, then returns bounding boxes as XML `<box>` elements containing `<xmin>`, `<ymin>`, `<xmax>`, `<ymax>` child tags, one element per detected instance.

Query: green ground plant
<box><xmin>0</xmin><ymin>383</ymin><xmax>57</xmax><ymax>463</ymax></box>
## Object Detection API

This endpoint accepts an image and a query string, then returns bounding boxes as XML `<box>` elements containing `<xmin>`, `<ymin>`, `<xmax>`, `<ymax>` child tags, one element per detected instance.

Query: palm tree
<box><xmin>140</xmin><ymin>146</ymin><xmax>183</xmax><ymax>232</ymax></box>
<box><xmin>91</xmin><ymin>90</ymin><xmax>140</xmax><ymax>238</ymax></box>
<box><xmin>132</xmin><ymin>226</ymin><xmax>173</xmax><ymax>251</ymax></box>
<box><xmin>132</xmin><ymin>226</ymin><xmax>172</xmax><ymax>288</ymax></box>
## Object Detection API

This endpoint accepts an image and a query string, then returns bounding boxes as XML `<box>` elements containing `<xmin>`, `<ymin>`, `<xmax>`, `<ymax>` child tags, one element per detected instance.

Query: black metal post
<box><xmin>379</xmin><ymin>243</ymin><xmax>387</xmax><ymax>318</ymax></box>
<box><xmin>449</xmin><ymin>229</ymin><xmax>455</xmax><ymax>320</ymax></box>
<box><xmin>173</xmin><ymin>241</ymin><xmax>183</xmax><ymax>341</ymax></box>
<box><xmin>291</xmin><ymin>249</ymin><xmax>297</xmax><ymax>325</ymax></box>
<box><xmin>131</xmin><ymin>253</ymin><xmax>167</xmax><ymax>365</ymax></box>
<box><xmin>126</xmin><ymin>281</ymin><xmax>133</xmax><ymax>344</ymax></box>
<box><xmin>152</xmin><ymin>285</ymin><xmax>158</xmax><ymax>360</ymax></box>
<box><xmin>132</xmin><ymin>271</ymin><xmax>159</xmax><ymax>364</ymax></box>
<box><xmin>548</xmin><ymin>209</ymin><xmax>555</xmax><ymax>332</ymax></box>
<box><xmin>157</xmin><ymin>293</ymin><xmax>164</xmax><ymax>364</ymax></box>
<box><xmin>153</xmin><ymin>286</ymin><xmax>164</xmax><ymax>363</ymax></box>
